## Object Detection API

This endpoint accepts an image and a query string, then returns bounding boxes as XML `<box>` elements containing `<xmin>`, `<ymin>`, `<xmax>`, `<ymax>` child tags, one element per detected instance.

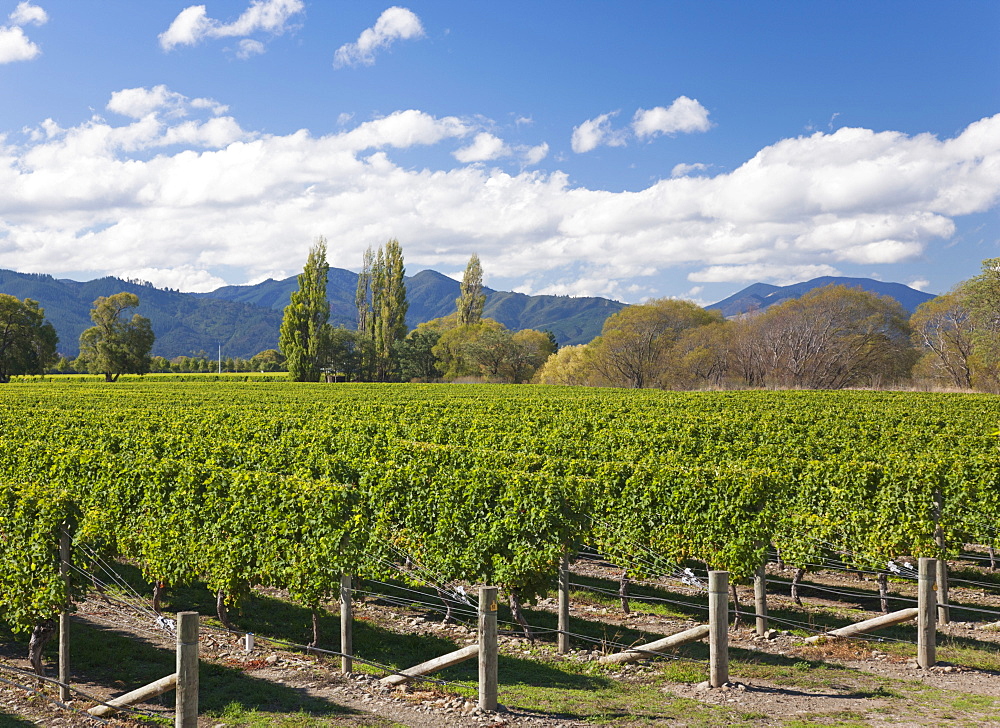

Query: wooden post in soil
<box><xmin>754</xmin><ymin>564</ymin><xmax>768</xmax><ymax>637</ymax></box>
<box><xmin>934</xmin><ymin>490</ymin><xmax>950</xmax><ymax>625</ymax></box>
<box><xmin>58</xmin><ymin>524</ymin><xmax>70</xmax><ymax>702</ymax></box>
<box><xmin>708</xmin><ymin>571</ymin><xmax>729</xmax><ymax>688</ymax></box>
<box><xmin>917</xmin><ymin>557</ymin><xmax>936</xmax><ymax>669</ymax></box>
<box><xmin>478</xmin><ymin>586</ymin><xmax>498</xmax><ymax>712</ymax></box>
<box><xmin>340</xmin><ymin>573</ymin><xmax>353</xmax><ymax>674</ymax></box>
<box><xmin>558</xmin><ymin>555</ymin><xmax>570</xmax><ymax>654</ymax></box>
<box><xmin>175</xmin><ymin>612</ymin><xmax>199</xmax><ymax>728</ymax></box>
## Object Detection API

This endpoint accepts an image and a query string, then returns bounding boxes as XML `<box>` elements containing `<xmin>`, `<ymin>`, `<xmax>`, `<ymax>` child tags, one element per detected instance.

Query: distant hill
<box><xmin>707</xmin><ymin>276</ymin><xmax>936</xmax><ymax>317</ymax></box>
<box><xmin>201</xmin><ymin>267</ymin><xmax>626</xmax><ymax>346</ymax></box>
<box><xmin>0</xmin><ymin>269</ymin><xmax>282</xmax><ymax>359</ymax></box>
<box><xmin>0</xmin><ymin>267</ymin><xmax>626</xmax><ymax>359</ymax></box>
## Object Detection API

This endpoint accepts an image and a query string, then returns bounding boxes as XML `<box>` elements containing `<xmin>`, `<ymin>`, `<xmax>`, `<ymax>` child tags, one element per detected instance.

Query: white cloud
<box><xmin>633</xmin><ymin>96</ymin><xmax>711</xmax><ymax>138</ymax></box>
<box><xmin>334</xmin><ymin>6</ymin><xmax>424</xmax><ymax>68</ymax></box>
<box><xmin>159</xmin><ymin>0</ymin><xmax>303</xmax><ymax>53</ymax></box>
<box><xmin>671</xmin><ymin>162</ymin><xmax>709</xmax><ymax>178</ymax></box>
<box><xmin>688</xmin><ymin>264</ymin><xmax>841</xmax><ymax>285</ymax></box>
<box><xmin>9</xmin><ymin>2</ymin><xmax>46</xmax><ymax>26</ymax></box>
<box><xmin>574</xmin><ymin>97</ymin><xmax>712</xmax><ymax>154</ymax></box>
<box><xmin>0</xmin><ymin>24</ymin><xmax>37</xmax><ymax>62</ymax></box>
<box><xmin>908</xmin><ymin>278</ymin><xmax>930</xmax><ymax>291</ymax></box>
<box><xmin>571</xmin><ymin>112</ymin><xmax>625</xmax><ymax>154</ymax></box>
<box><xmin>117</xmin><ymin>266</ymin><xmax>228</xmax><ymax>293</ymax></box>
<box><xmin>523</xmin><ymin>142</ymin><xmax>549</xmax><ymax>166</ymax></box>
<box><xmin>236</xmin><ymin>38</ymin><xmax>266</xmax><ymax>59</ymax></box>
<box><xmin>107</xmin><ymin>85</ymin><xmax>227</xmax><ymax>120</ymax></box>
<box><xmin>0</xmin><ymin>3</ymin><xmax>46</xmax><ymax>64</ymax></box>
<box><xmin>453</xmin><ymin>132</ymin><xmax>509</xmax><ymax>163</ymax></box>
<box><xmin>1</xmin><ymin>92</ymin><xmax>998</xmax><ymax>298</ymax></box>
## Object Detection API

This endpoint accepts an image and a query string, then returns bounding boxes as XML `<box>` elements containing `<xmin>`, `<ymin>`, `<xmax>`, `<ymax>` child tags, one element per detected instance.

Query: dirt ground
<box><xmin>3</xmin><ymin>558</ymin><xmax>1000</xmax><ymax>727</ymax></box>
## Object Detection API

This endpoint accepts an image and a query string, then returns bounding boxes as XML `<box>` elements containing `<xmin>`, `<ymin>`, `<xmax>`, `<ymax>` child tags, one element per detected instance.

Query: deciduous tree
<box><xmin>371</xmin><ymin>239</ymin><xmax>408</xmax><ymax>381</ymax></box>
<box><xmin>279</xmin><ymin>239</ymin><xmax>331</xmax><ymax>382</ymax></box>
<box><xmin>78</xmin><ymin>292</ymin><xmax>154</xmax><ymax>382</ymax></box>
<box><xmin>456</xmin><ymin>253</ymin><xmax>486</xmax><ymax>326</ymax></box>
<box><xmin>0</xmin><ymin>295</ymin><xmax>57</xmax><ymax>383</ymax></box>
<box><xmin>589</xmin><ymin>298</ymin><xmax>721</xmax><ymax>388</ymax></box>
<box><xmin>909</xmin><ymin>293</ymin><xmax>974</xmax><ymax>389</ymax></box>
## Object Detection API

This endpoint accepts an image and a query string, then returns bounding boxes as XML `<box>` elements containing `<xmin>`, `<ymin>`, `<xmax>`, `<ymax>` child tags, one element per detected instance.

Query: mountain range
<box><xmin>706</xmin><ymin>276</ymin><xmax>936</xmax><ymax>317</ymax></box>
<box><xmin>0</xmin><ymin>268</ymin><xmax>936</xmax><ymax>360</ymax></box>
<box><xmin>0</xmin><ymin>267</ymin><xmax>625</xmax><ymax>359</ymax></box>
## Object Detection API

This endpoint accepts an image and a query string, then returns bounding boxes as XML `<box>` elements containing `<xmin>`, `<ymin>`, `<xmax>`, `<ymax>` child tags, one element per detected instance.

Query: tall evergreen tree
<box><xmin>279</xmin><ymin>238</ymin><xmax>330</xmax><ymax>382</ymax></box>
<box><xmin>456</xmin><ymin>253</ymin><xmax>486</xmax><ymax>326</ymax></box>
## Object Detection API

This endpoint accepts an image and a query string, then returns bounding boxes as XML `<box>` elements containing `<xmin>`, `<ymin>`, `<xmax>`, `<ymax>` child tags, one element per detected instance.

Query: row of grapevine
<box><xmin>1</xmin><ymin>382</ymin><xmax>998</xmax><ymax>640</ymax></box>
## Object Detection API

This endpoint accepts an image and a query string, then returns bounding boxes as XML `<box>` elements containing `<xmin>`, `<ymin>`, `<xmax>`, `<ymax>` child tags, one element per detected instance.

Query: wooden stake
<box><xmin>599</xmin><ymin>625</ymin><xmax>710</xmax><ymax>664</ymax></box>
<box><xmin>58</xmin><ymin>525</ymin><xmax>70</xmax><ymax>703</ymax></box>
<box><xmin>804</xmin><ymin>607</ymin><xmax>918</xmax><ymax>644</ymax></box>
<box><xmin>478</xmin><ymin>586</ymin><xmax>498</xmax><ymax>712</ymax></box>
<box><xmin>708</xmin><ymin>571</ymin><xmax>729</xmax><ymax>688</ymax></box>
<box><xmin>917</xmin><ymin>557</ymin><xmax>936</xmax><ymax>669</ymax></box>
<box><xmin>340</xmin><ymin>574</ymin><xmax>353</xmax><ymax>674</ymax></box>
<box><xmin>88</xmin><ymin>673</ymin><xmax>177</xmax><ymax>717</ymax></box>
<box><xmin>754</xmin><ymin>564</ymin><xmax>768</xmax><ymax>637</ymax></box>
<box><xmin>380</xmin><ymin>644</ymin><xmax>479</xmax><ymax>686</ymax></box>
<box><xmin>558</xmin><ymin>555</ymin><xmax>570</xmax><ymax>654</ymax></box>
<box><xmin>175</xmin><ymin>612</ymin><xmax>199</xmax><ymax>728</ymax></box>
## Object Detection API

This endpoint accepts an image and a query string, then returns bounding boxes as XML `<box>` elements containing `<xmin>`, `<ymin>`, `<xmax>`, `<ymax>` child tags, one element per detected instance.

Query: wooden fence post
<box><xmin>708</xmin><ymin>571</ymin><xmax>729</xmax><ymax>688</ymax></box>
<box><xmin>478</xmin><ymin>586</ymin><xmax>498</xmax><ymax>712</ymax></box>
<box><xmin>558</xmin><ymin>555</ymin><xmax>570</xmax><ymax>654</ymax></box>
<box><xmin>58</xmin><ymin>524</ymin><xmax>70</xmax><ymax>703</ymax></box>
<box><xmin>175</xmin><ymin>612</ymin><xmax>199</xmax><ymax>728</ymax></box>
<box><xmin>754</xmin><ymin>564</ymin><xmax>768</xmax><ymax>637</ymax></box>
<box><xmin>934</xmin><ymin>491</ymin><xmax>950</xmax><ymax>625</ymax></box>
<box><xmin>340</xmin><ymin>573</ymin><xmax>353</xmax><ymax>674</ymax></box>
<box><xmin>935</xmin><ymin>555</ymin><xmax>949</xmax><ymax>625</ymax></box>
<box><xmin>918</xmin><ymin>557</ymin><xmax>936</xmax><ymax>669</ymax></box>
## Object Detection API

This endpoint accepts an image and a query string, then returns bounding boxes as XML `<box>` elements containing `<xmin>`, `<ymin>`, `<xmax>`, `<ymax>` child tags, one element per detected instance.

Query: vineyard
<box><xmin>2</xmin><ymin>382</ymin><xmax>1000</xmax><ymax>725</ymax></box>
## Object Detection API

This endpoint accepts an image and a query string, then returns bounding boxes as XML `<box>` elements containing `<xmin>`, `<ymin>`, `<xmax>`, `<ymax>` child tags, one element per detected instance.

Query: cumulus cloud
<box><xmin>159</xmin><ymin>0</ymin><xmax>303</xmax><ymax>54</ymax></box>
<box><xmin>633</xmin><ymin>96</ymin><xmax>711</xmax><ymax>138</ymax></box>
<box><xmin>0</xmin><ymin>25</ymin><xmax>37</xmax><ymax>62</ymax></box>
<box><xmin>688</xmin><ymin>264</ymin><xmax>841</xmax><ymax>285</ymax></box>
<box><xmin>10</xmin><ymin>2</ymin><xmax>46</xmax><ymax>26</ymax></box>
<box><xmin>574</xmin><ymin>97</ymin><xmax>712</xmax><ymax>154</ymax></box>
<box><xmin>1</xmin><ymin>92</ymin><xmax>998</xmax><ymax>298</ymax></box>
<box><xmin>671</xmin><ymin>162</ymin><xmax>709</xmax><ymax>178</ymax></box>
<box><xmin>523</xmin><ymin>142</ymin><xmax>549</xmax><ymax>166</ymax></box>
<box><xmin>107</xmin><ymin>85</ymin><xmax>228</xmax><ymax>119</ymax></box>
<box><xmin>571</xmin><ymin>112</ymin><xmax>626</xmax><ymax>154</ymax></box>
<box><xmin>453</xmin><ymin>132</ymin><xmax>509</xmax><ymax>163</ymax></box>
<box><xmin>334</xmin><ymin>6</ymin><xmax>424</xmax><ymax>68</ymax></box>
<box><xmin>117</xmin><ymin>266</ymin><xmax>228</xmax><ymax>293</ymax></box>
<box><xmin>0</xmin><ymin>2</ymin><xmax>46</xmax><ymax>64</ymax></box>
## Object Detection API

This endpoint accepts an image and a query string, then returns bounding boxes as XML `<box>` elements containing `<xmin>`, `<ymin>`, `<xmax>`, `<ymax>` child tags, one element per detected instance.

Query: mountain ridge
<box><xmin>0</xmin><ymin>268</ymin><xmax>938</xmax><ymax>360</ymax></box>
<box><xmin>707</xmin><ymin>276</ymin><xmax>936</xmax><ymax>317</ymax></box>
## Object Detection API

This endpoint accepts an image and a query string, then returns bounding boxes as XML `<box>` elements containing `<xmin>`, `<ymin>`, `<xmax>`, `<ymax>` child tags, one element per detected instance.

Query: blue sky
<box><xmin>1</xmin><ymin>1</ymin><xmax>998</xmax><ymax>305</ymax></box>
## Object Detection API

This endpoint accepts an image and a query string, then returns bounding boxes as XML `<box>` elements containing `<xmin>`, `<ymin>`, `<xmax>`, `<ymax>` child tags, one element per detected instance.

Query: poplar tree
<box><xmin>456</xmin><ymin>253</ymin><xmax>486</xmax><ymax>326</ymax></box>
<box><xmin>372</xmin><ymin>239</ymin><xmax>408</xmax><ymax>381</ymax></box>
<box><xmin>279</xmin><ymin>238</ymin><xmax>331</xmax><ymax>382</ymax></box>
<box><xmin>355</xmin><ymin>246</ymin><xmax>373</xmax><ymax>336</ymax></box>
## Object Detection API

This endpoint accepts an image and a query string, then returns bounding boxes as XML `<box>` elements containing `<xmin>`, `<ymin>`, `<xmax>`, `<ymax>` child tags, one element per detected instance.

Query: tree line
<box><xmin>279</xmin><ymin>239</ymin><xmax>556</xmax><ymax>383</ymax></box>
<box><xmin>6</xmin><ymin>252</ymin><xmax>1000</xmax><ymax>391</ymax></box>
<box><xmin>537</xmin><ymin>257</ymin><xmax>1000</xmax><ymax>391</ymax></box>
<box><xmin>0</xmin><ymin>291</ymin><xmax>154</xmax><ymax>383</ymax></box>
